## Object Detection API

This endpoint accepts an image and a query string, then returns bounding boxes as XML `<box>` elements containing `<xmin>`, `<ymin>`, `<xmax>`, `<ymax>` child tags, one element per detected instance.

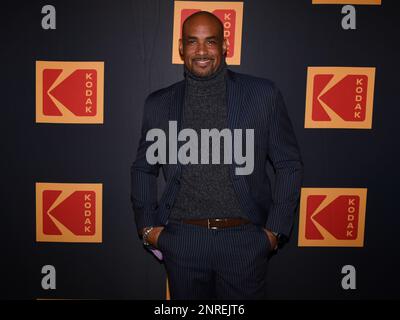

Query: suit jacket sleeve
<box><xmin>264</xmin><ymin>84</ymin><xmax>304</xmax><ymax>237</ymax></box>
<box><xmin>130</xmin><ymin>94</ymin><xmax>161</xmax><ymax>234</ymax></box>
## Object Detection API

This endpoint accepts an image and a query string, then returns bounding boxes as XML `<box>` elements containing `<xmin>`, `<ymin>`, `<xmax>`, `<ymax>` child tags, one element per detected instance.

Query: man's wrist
<box><xmin>268</xmin><ymin>231</ymin><xmax>278</xmax><ymax>250</ymax></box>
<box><xmin>142</xmin><ymin>226</ymin><xmax>154</xmax><ymax>246</ymax></box>
<box><xmin>270</xmin><ymin>231</ymin><xmax>289</xmax><ymax>249</ymax></box>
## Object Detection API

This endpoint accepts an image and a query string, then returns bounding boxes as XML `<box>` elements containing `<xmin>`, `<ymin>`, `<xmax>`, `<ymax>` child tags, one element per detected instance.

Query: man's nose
<box><xmin>195</xmin><ymin>41</ymin><xmax>207</xmax><ymax>56</ymax></box>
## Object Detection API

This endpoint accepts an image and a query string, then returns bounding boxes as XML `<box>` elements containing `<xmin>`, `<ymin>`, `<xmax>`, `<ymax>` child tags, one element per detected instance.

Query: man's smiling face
<box><xmin>179</xmin><ymin>13</ymin><xmax>227</xmax><ymax>78</ymax></box>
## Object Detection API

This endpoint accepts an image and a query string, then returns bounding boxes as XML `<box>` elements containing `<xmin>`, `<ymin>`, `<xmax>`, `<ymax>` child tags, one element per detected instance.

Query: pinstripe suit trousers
<box><xmin>157</xmin><ymin>218</ymin><xmax>272</xmax><ymax>300</ymax></box>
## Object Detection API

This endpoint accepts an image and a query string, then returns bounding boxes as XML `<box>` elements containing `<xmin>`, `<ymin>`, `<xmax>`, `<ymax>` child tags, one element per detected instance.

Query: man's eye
<box><xmin>207</xmin><ymin>40</ymin><xmax>216</xmax><ymax>44</ymax></box>
<box><xmin>188</xmin><ymin>40</ymin><xmax>196</xmax><ymax>44</ymax></box>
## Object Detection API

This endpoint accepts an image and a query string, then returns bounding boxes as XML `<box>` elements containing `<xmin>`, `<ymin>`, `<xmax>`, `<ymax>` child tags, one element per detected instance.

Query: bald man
<box><xmin>131</xmin><ymin>11</ymin><xmax>303</xmax><ymax>299</ymax></box>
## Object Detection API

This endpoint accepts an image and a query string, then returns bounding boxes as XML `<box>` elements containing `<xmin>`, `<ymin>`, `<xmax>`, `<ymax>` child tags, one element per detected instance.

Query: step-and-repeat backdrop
<box><xmin>2</xmin><ymin>0</ymin><xmax>399</xmax><ymax>299</ymax></box>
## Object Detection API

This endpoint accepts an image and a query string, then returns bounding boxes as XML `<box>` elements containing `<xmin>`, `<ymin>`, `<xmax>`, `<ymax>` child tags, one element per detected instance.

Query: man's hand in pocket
<box><xmin>142</xmin><ymin>226</ymin><xmax>165</xmax><ymax>248</ymax></box>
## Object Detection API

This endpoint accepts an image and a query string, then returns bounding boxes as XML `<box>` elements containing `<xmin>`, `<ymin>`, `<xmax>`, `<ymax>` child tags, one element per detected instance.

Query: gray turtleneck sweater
<box><xmin>169</xmin><ymin>61</ymin><xmax>248</xmax><ymax>220</ymax></box>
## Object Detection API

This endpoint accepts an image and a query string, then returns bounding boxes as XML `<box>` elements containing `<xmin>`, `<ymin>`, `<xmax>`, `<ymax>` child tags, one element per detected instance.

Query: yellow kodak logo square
<box><xmin>36</xmin><ymin>182</ymin><xmax>102</xmax><ymax>243</ymax></box>
<box><xmin>36</xmin><ymin>61</ymin><xmax>104</xmax><ymax>124</ymax></box>
<box><xmin>305</xmin><ymin>67</ymin><xmax>375</xmax><ymax>129</ymax></box>
<box><xmin>312</xmin><ymin>0</ymin><xmax>381</xmax><ymax>4</ymax></box>
<box><xmin>298</xmin><ymin>188</ymin><xmax>367</xmax><ymax>247</ymax></box>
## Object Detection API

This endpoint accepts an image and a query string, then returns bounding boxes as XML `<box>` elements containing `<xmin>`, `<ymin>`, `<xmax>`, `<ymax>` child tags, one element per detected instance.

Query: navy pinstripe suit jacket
<box><xmin>131</xmin><ymin>69</ymin><xmax>303</xmax><ymax>237</ymax></box>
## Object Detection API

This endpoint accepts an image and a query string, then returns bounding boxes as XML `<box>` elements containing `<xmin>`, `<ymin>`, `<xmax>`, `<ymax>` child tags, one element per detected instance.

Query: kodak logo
<box><xmin>36</xmin><ymin>61</ymin><xmax>104</xmax><ymax>124</ymax></box>
<box><xmin>36</xmin><ymin>182</ymin><xmax>102</xmax><ymax>243</ymax></box>
<box><xmin>305</xmin><ymin>67</ymin><xmax>375</xmax><ymax>129</ymax></box>
<box><xmin>298</xmin><ymin>188</ymin><xmax>367</xmax><ymax>247</ymax></box>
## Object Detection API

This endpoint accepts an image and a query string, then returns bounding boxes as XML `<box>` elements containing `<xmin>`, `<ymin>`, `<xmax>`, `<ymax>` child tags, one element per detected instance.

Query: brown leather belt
<box><xmin>181</xmin><ymin>217</ymin><xmax>251</xmax><ymax>229</ymax></box>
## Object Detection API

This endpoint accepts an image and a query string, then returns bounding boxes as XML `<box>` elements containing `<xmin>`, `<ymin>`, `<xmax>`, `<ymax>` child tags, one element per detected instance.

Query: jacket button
<box><xmin>166</xmin><ymin>204</ymin><xmax>171</xmax><ymax>209</ymax></box>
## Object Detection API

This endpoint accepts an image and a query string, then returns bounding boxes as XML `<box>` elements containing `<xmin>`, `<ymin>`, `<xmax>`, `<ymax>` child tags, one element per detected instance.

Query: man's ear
<box><xmin>222</xmin><ymin>38</ymin><xmax>228</xmax><ymax>56</ymax></box>
<box><xmin>179</xmin><ymin>38</ymin><xmax>183</xmax><ymax>57</ymax></box>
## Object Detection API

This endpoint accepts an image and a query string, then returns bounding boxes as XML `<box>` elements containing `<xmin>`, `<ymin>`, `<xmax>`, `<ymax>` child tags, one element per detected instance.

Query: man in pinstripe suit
<box><xmin>131</xmin><ymin>11</ymin><xmax>303</xmax><ymax>299</ymax></box>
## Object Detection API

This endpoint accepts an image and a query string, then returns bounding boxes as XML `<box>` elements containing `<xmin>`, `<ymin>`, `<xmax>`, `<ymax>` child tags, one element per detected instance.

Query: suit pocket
<box><xmin>258</xmin><ymin>226</ymin><xmax>271</xmax><ymax>252</ymax></box>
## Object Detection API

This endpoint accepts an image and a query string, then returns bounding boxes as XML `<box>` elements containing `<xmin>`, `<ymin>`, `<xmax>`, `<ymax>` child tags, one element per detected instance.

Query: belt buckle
<box><xmin>208</xmin><ymin>219</ymin><xmax>219</xmax><ymax>230</ymax></box>
<box><xmin>208</xmin><ymin>218</ymin><xmax>226</xmax><ymax>230</ymax></box>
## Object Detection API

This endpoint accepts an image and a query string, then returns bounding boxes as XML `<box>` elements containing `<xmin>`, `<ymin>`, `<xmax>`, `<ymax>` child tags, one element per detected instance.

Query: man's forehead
<box><xmin>184</xmin><ymin>24</ymin><xmax>220</xmax><ymax>36</ymax></box>
<box><xmin>183</xmin><ymin>14</ymin><xmax>223</xmax><ymax>37</ymax></box>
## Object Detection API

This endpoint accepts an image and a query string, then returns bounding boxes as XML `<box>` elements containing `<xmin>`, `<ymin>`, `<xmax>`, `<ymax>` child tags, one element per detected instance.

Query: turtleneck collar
<box><xmin>184</xmin><ymin>59</ymin><xmax>227</xmax><ymax>95</ymax></box>
<box><xmin>184</xmin><ymin>59</ymin><xmax>227</xmax><ymax>82</ymax></box>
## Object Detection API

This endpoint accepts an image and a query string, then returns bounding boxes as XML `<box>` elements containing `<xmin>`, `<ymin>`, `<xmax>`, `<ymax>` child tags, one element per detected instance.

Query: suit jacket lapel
<box><xmin>226</xmin><ymin>69</ymin><xmax>246</xmax><ymax>181</ymax></box>
<box><xmin>169</xmin><ymin>80</ymin><xmax>185</xmax><ymax>177</ymax></box>
<box><xmin>226</xmin><ymin>69</ymin><xmax>244</xmax><ymax>132</ymax></box>
<box><xmin>170</xmin><ymin>80</ymin><xmax>185</xmax><ymax>131</ymax></box>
